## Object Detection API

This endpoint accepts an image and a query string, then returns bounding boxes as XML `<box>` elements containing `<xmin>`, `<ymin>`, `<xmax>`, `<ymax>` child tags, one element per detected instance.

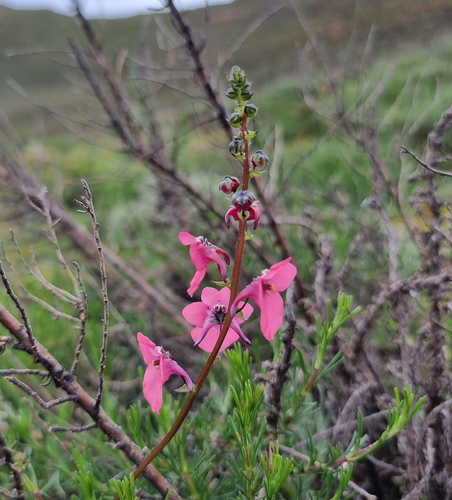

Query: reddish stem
<box><xmin>113</xmin><ymin>110</ymin><xmax>252</xmax><ymax>500</ymax></box>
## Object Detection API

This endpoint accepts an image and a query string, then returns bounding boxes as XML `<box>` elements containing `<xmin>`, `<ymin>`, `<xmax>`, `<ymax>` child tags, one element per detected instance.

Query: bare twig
<box><xmin>7</xmin><ymin>377</ymin><xmax>78</xmax><ymax>408</ymax></box>
<box><xmin>74</xmin><ymin>179</ymin><xmax>109</xmax><ymax>411</ymax></box>
<box><xmin>50</xmin><ymin>423</ymin><xmax>97</xmax><ymax>433</ymax></box>
<box><xmin>70</xmin><ymin>261</ymin><xmax>88</xmax><ymax>376</ymax></box>
<box><xmin>0</xmin><ymin>301</ymin><xmax>183</xmax><ymax>500</ymax></box>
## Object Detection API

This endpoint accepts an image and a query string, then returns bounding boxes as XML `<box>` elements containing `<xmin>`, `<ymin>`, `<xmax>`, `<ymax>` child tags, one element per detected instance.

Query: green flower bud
<box><xmin>228</xmin><ymin>112</ymin><xmax>243</xmax><ymax>127</ymax></box>
<box><xmin>224</xmin><ymin>88</ymin><xmax>238</xmax><ymax>100</ymax></box>
<box><xmin>229</xmin><ymin>66</ymin><xmax>246</xmax><ymax>85</ymax></box>
<box><xmin>244</xmin><ymin>103</ymin><xmax>258</xmax><ymax>119</ymax></box>
<box><xmin>251</xmin><ymin>150</ymin><xmax>269</xmax><ymax>169</ymax></box>
<box><xmin>241</xmin><ymin>89</ymin><xmax>253</xmax><ymax>101</ymax></box>
<box><xmin>219</xmin><ymin>175</ymin><xmax>240</xmax><ymax>194</ymax></box>
<box><xmin>229</xmin><ymin>138</ymin><xmax>245</xmax><ymax>158</ymax></box>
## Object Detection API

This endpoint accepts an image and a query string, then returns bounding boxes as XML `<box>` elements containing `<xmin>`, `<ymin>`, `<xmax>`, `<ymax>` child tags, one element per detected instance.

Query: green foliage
<box><xmin>261</xmin><ymin>443</ymin><xmax>294</xmax><ymax>500</ymax></box>
<box><xmin>110</xmin><ymin>472</ymin><xmax>138</xmax><ymax>500</ymax></box>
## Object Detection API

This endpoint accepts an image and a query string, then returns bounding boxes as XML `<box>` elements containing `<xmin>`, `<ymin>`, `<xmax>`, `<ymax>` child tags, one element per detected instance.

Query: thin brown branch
<box><xmin>0</xmin><ymin>301</ymin><xmax>183</xmax><ymax>500</ymax></box>
<box><xmin>49</xmin><ymin>423</ymin><xmax>97</xmax><ymax>433</ymax></box>
<box><xmin>6</xmin><ymin>377</ymin><xmax>78</xmax><ymax>408</ymax></box>
<box><xmin>0</xmin><ymin>369</ymin><xmax>49</xmax><ymax>377</ymax></box>
<box><xmin>70</xmin><ymin>261</ymin><xmax>88</xmax><ymax>376</ymax></box>
<box><xmin>74</xmin><ymin>179</ymin><xmax>109</xmax><ymax>411</ymax></box>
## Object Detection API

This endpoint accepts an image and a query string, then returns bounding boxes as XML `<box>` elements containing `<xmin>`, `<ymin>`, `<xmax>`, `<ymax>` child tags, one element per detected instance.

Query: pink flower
<box><xmin>230</xmin><ymin>258</ymin><xmax>297</xmax><ymax>340</ymax></box>
<box><xmin>137</xmin><ymin>332</ymin><xmax>193</xmax><ymax>414</ymax></box>
<box><xmin>179</xmin><ymin>232</ymin><xmax>230</xmax><ymax>297</ymax></box>
<box><xmin>182</xmin><ymin>287</ymin><xmax>253</xmax><ymax>353</ymax></box>
<box><xmin>224</xmin><ymin>190</ymin><xmax>261</xmax><ymax>230</ymax></box>
<box><xmin>225</xmin><ymin>202</ymin><xmax>261</xmax><ymax>230</ymax></box>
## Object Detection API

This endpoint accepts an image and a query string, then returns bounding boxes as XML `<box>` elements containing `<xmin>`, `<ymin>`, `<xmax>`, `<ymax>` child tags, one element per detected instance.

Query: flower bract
<box><xmin>179</xmin><ymin>232</ymin><xmax>230</xmax><ymax>297</ymax></box>
<box><xmin>230</xmin><ymin>257</ymin><xmax>297</xmax><ymax>340</ymax></box>
<box><xmin>137</xmin><ymin>332</ymin><xmax>193</xmax><ymax>414</ymax></box>
<box><xmin>182</xmin><ymin>287</ymin><xmax>253</xmax><ymax>352</ymax></box>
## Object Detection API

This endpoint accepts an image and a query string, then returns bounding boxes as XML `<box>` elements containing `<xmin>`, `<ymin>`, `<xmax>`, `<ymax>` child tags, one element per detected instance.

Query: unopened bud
<box><xmin>219</xmin><ymin>175</ymin><xmax>240</xmax><ymax>194</ymax></box>
<box><xmin>228</xmin><ymin>112</ymin><xmax>242</xmax><ymax>127</ymax></box>
<box><xmin>241</xmin><ymin>89</ymin><xmax>253</xmax><ymax>101</ymax></box>
<box><xmin>251</xmin><ymin>150</ymin><xmax>269</xmax><ymax>169</ymax></box>
<box><xmin>224</xmin><ymin>88</ymin><xmax>238</xmax><ymax>100</ymax></box>
<box><xmin>244</xmin><ymin>103</ymin><xmax>258</xmax><ymax>119</ymax></box>
<box><xmin>231</xmin><ymin>190</ymin><xmax>256</xmax><ymax>211</ymax></box>
<box><xmin>229</xmin><ymin>138</ymin><xmax>245</xmax><ymax>158</ymax></box>
<box><xmin>229</xmin><ymin>66</ymin><xmax>246</xmax><ymax>85</ymax></box>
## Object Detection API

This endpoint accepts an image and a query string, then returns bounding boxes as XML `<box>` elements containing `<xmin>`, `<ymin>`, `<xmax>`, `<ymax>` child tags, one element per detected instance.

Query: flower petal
<box><xmin>201</xmin><ymin>287</ymin><xmax>222</xmax><ymax>307</ymax></box>
<box><xmin>251</xmin><ymin>203</ymin><xmax>261</xmax><ymax>230</ymax></box>
<box><xmin>230</xmin><ymin>317</ymin><xmax>251</xmax><ymax>345</ymax></box>
<box><xmin>194</xmin><ymin>317</ymin><xmax>217</xmax><ymax>347</ymax></box>
<box><xmin>182</xmin><ymin>302</ymin><xmax>210</xmax><ymax>326</ymax></box>
<box><xmin>137</xmin><ymin>332</ymin><xmax>159</xmax><ymax>364</ymax></box>
<box><xmin>231</xmin><ymin>281</ymin><xmax>261</xmax><ymax>317</ymax></box>
<box><xmin>142</xmin><ymin>364</ymin><xmax>163</xmax><ymax>414</ymax></box>
<box><xmin>264</xmin><ymin>258</ymin><xmax>297</xmax><ymax>291</ymax></box>
<box><xmin>187</xmin><ymin>269</ymin><xmax>206</xmax><ymax>297</ymax></box>
<box><xmin>161</xmin><ymin>358</ymin><xmax>194</xmax><ymax>392</ymax></box>
<box><xmin>179</xmin><ymin>232</ymin><xmax>198</xmax><ymax>246</ymax></box>
<box><xmin>192</xmin><ymin>324</ymin><xmax>239</xmax><ymax>353</ymax></box>
<box><xmin>260</xmin><ymin>290</ymin><xmax>284</xmax><ymax>340</ymax></box>
<box><xmin>215</xmin><ymin>246</ymin><xmax>230</xmax><ymax>265</ymax></box>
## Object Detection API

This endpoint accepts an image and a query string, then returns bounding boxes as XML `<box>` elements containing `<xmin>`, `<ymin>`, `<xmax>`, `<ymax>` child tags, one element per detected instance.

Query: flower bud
<box><xmin>241</xmin><ymin>89</ymin><xmax>253</xmax><ymax>101</ymax></box>
<box><xmin>231</xmin><ymin>190</ymin><xmax>256</xmax><ymax>211</ymax></box>
<box><xmin>251</xmin><ymin>150</ymin><xmax>269</xmax><ymax>169</ymax></box>
<box><xmin>229</xmin><ymin>138</ymin><xmax>245</xmax><ymax>158</ymax></box>
<box><xmin>229</xmin><ymin>66</ymin><xmax>246</xmax><ymax>85</ymax></box>
<box><xmin>244</xmin><ymin>103</ymin><xmax>258</xmax><ymax>119</ymax></box>
<box><xmin>228</xmin><ymin>112</ymin><xmax>242</xmax><ymax>128</ymax></box>
<box><xmin>224</xmin><ymin>88</ymin><xmax>238</xmax><ymax>100</ymax></box>
<box><xmin>219</xmin><ymin>175</ymin><xmax>240</xmax><ymax>194</ymax></box>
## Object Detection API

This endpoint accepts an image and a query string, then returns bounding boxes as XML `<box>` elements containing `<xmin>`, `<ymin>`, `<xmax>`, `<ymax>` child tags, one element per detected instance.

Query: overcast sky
<box><xmin>0</xmin><ymin>0</ymin><xmax>234</xmax><ymax>18</ymax></box>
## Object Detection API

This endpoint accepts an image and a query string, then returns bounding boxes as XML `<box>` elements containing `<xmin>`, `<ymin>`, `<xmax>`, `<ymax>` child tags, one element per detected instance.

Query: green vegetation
<box><xmin>2</xmin><ymin>0</ymin><xmax>452</xmax><ymax>498</ymax></box>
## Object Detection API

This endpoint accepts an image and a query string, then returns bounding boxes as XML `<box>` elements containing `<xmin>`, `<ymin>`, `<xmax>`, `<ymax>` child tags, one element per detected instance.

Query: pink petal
<box><xmin>187</xmin><ymin>269</ymin><xmax>206</xmax><ymax>297</ymax></box>
<box><xmin>201</xmin><ymin>287</ymin><xmax>221</xmax><ymax>307</ymax></box>
<box><xmin>189</xmin><ymin>244</ymin><xmax>212</xmax><ymax>271</ymax></box>
<box><xmin>262</xmin><ymin>258</ymin><xmax>296</xmax><ymax>290</ymax></box>
<box><xmin>225</xmin><ymin>206</ymin><xmax>239</xmax><ymax>229</ymax></box>
<box><xmin>230</xmin><ymin>317</ymin><xmax>251</xmax><ymax>345</ymax></box>
<box><xmin>194</xmin><ymin>316</ymin><xmax>217</xmax><ymax>347</ymax></box>
<box><xmin>208</xmin><ymin>251</ymin><xmax>228</xmax><ymax>281</ymax></box>
<box><xmin>179</xmin><ymin>232</ymin><xmax>198</xmax><ymax>246</ymax></box>
<box><xmin>215</xmin><ymin>246</ymin><xmax>230</xmax><ymax>265</ymax></box>
<box><xmin>192</xmin><ymin>324</ymin><xmax>239</xmax><ymax>353</ymax></box>
<box><xmin>142</xmin><ymin>363</ymin><xmax>164</xmax><ymax>414</ymax></box>
<box><xmin>251</xmin><ymin>204</ymin><xmax>261</xmax><ymax>230</ymax></box>
<box><xmin>217</xmin><ymin>286</ymin><xmax>231</xmax><ymax>306</ymax></box>
<box><xmin>260</xmin><ymin>290</ymin><xmax>284</xmax><ymax>340</ymax></box>
<box><xmin>182</xmin><ymin>302</ymin><xmax>209</xmax><ymax>326</ymax></box>
<box><xmin>231</xmin><ymin>281</ymin><xmax>261</xmax><ymax>317</ymax></box>
<box><xmin>239</xmin><ymin>301</ymin><xmax>254</xmax><ymax>321</ymax></box>
<box><xmin>161</xmin><ymin>358</ymin><xmax>194</xmax><ymax>392</ymax></box>
<box><xmin>137</xmin><ymin>332</ymin><xmax>159</xmax><ymax>364</ymax></box>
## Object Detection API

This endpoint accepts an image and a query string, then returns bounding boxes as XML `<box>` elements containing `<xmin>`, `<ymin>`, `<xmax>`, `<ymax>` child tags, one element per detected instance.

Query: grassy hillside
<box><xmin>1</xmin><ymin>0</ymin><xmax>452</xmax><ymax>127</ymax></box>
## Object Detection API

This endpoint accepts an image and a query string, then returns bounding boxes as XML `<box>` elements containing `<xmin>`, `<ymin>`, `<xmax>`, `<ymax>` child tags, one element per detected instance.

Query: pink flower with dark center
<box><xmin>230</xmin><ymin>257</ymin><xmax>297</xmax><ymax>340</ymax></box>
<box><xmin>179</xmin><ymin>232</ymin><xmax>230</xmax><ymax>297</ymax></box>
<box><xmin>225</xmin><ymin>202</ymin><xmax>261</xmax><ymax>230</ymax></box>
<box><xmin>137</xmin><ymin>332</ymin><xmax>193</xmax><ymax>414</ymax></box>
<box><xmin>225</xmin><ymin>190</ymin><xmax>261</xmax><ymax>230</ymax></box>
<box><xmin>182</xmin><ymin>287</ymin><xmax>253</xmax><ymax>353</ymax></box>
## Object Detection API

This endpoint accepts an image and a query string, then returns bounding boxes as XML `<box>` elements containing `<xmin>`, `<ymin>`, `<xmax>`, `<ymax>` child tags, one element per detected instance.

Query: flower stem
<box><xmin>113</xmin><ymin>113</ymin><xmax>252</xmax><ymax>500</ymax></box>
